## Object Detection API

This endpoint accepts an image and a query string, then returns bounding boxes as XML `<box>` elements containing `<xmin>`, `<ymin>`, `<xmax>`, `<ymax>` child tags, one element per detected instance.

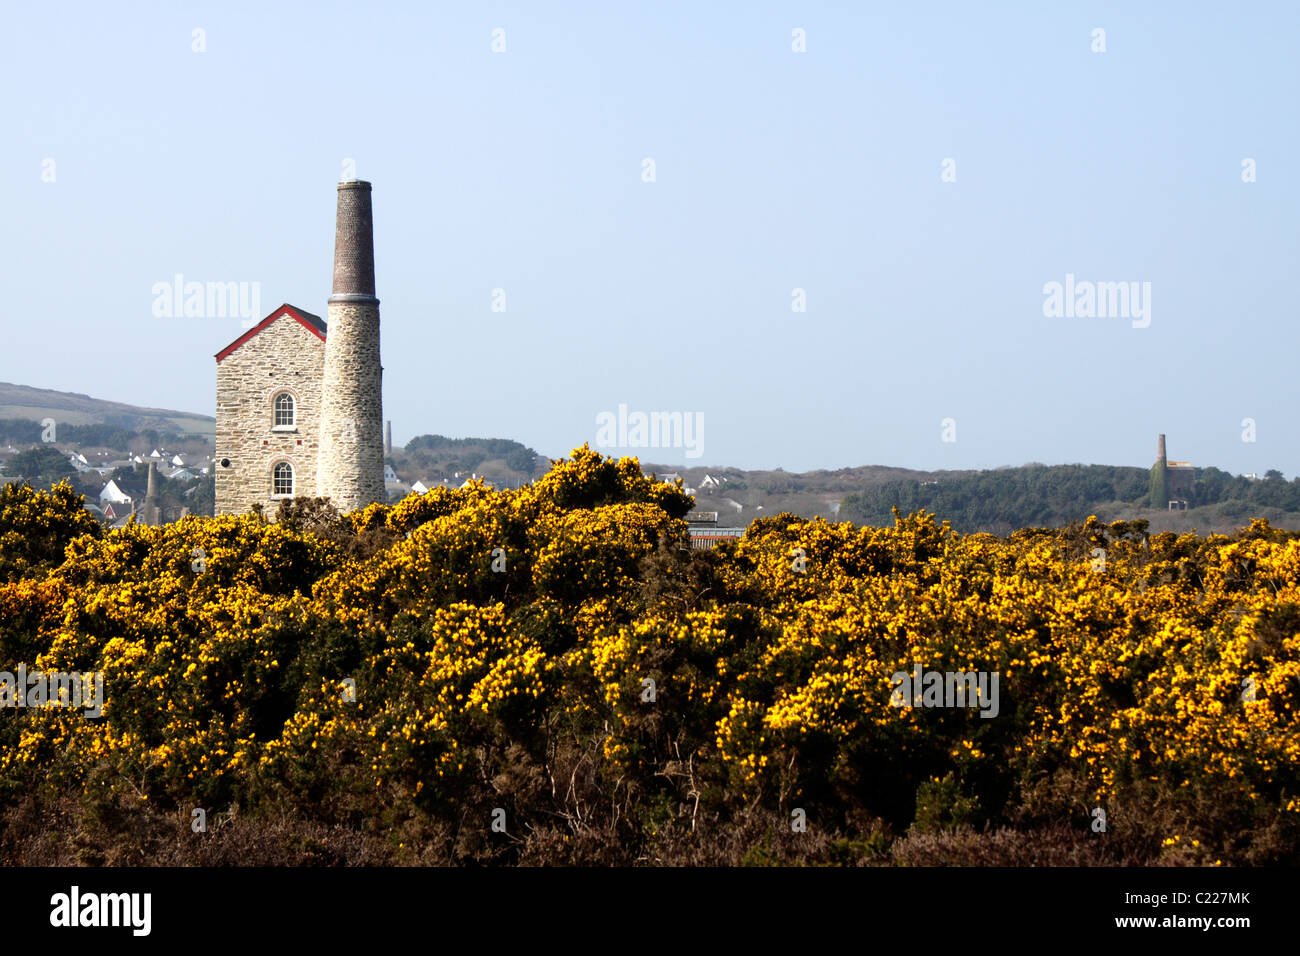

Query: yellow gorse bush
<box><xmin>0</xmin><ymin>463</ymin><xmax>1296</xmax><ymax>863</ymax></box>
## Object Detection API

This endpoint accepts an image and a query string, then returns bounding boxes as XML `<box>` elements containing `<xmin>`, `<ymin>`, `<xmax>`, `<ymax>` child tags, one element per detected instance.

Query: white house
<box><xmin>411</xmin><ymin>481</ymin><xmax>429</xmax><ymax>494</ymax></box>
<box><xmin>99</xmin><ymin>480</ymin><xmax>132</xmax><ymax>506</ymax></box>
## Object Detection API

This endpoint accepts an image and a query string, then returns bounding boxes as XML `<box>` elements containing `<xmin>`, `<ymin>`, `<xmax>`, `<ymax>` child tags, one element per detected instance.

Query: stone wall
<box><xmin>316</xmin><ymin>300</ymin><xmax>384</xmax><ymax>512</ymax></box>
<box><xmin>1167</xmin><ymin>465</ymin><xmax>1196</xmax><ymax>502</ymax></box>
<box><xmin>215</xmin><ymin>314</ymin><xmax>325</xmax><ymax>515</ymax></box>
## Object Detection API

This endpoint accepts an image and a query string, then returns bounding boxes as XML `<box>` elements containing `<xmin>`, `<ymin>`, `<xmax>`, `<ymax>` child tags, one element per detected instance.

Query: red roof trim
<box><xmin>214</xmin><ymin>304</ymin><xmax>326</xmax><ymax>362</ymax></box>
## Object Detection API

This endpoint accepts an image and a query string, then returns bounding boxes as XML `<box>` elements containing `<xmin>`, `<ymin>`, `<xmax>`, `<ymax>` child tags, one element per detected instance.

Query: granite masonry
<box><xmin>213</xmin><ymin>181</ymin><xmax>384</xmax><ymax>516</ymax></box>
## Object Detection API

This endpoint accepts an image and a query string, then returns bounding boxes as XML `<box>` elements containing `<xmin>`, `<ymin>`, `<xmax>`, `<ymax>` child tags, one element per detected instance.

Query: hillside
<box><xmin>0</xmin><ymin>382</ymin><xmax>214</xmax><ymax>438</ymax></box>
<box><xmin>389</xmin><ymin>435</ymin><xmax>549</xmax><ymax>493</ymax></box>
<box><xmin>640</xmin><ymin>460</ymin><xmax>1300</xmax><ymax>536</ymax></box>
<box><xmin>1</xmin><ymin>384</ymin><xmax>1295</xmax><ymax>535</ymax></box>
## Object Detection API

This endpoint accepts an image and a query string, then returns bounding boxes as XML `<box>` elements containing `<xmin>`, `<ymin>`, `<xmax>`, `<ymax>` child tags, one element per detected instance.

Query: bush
<box><xmin>0</xmin><ymin>458</ymin><xmax>1297</xmax><ymax>866</ymax></box>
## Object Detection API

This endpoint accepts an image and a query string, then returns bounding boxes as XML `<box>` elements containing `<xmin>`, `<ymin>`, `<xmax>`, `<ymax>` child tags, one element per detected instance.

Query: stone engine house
<box><xmin>214</xmin><ymin>181</ymin><xmax>385</xmax><ymax>515</ymax></box>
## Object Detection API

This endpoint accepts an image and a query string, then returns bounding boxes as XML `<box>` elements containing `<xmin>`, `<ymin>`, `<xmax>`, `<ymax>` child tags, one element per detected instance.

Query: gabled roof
<box><xmin>215</xmin><ymin>304</ymin><xmax>326</xmax><ymax>362</ymax></box>
<box><xmin>100</xmin><ymin>479</ymin><xmax>132</xmax><ymax>504</ymax></box>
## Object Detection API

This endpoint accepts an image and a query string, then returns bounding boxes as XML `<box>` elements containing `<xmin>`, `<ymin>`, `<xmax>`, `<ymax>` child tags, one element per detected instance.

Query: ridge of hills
<box><xmin>0</xmin><ymin>382</ymin><xmax>214</xmax><ymax>437</ymax></box>
<box><xmin>0</xmin><ymin>384</ymin><xmax>1296</xmax><ymax>534</ymax></box>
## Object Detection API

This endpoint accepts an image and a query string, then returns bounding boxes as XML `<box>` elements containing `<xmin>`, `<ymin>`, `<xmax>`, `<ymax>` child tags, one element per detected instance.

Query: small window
<box><xmin>274</xmin><ymin>393</ymin><xmax>295</xmax><ymax>427</ymax></box>
<box><xmin>273</xmin><ymin>462</ymin><xmax>294</xmax><ymax>497</ymax></box>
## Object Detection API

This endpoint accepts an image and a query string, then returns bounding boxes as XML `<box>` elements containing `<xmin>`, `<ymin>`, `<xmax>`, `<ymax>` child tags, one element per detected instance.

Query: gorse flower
<box><xmin>0</xmin><ymin>463</ymin><xmax>1295</xmax><ymax>864</ymax></box>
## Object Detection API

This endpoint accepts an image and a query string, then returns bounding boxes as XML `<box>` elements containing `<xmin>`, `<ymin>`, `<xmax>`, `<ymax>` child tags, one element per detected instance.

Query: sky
<box><xmin>2</xmin><ymin>1</ymin><xmax>1296</xmax><ymax>475</ymax></box>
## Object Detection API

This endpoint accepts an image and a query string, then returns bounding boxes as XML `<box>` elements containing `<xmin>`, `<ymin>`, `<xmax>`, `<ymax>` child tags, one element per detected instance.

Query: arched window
<box><xmin>273</xmin><ymin>462</ymin><xmax>294</xmax><ymax>497</ymax></box>
<box><xmin>274</xmin><ymin>392</ymin><xmax>295</xmax><ymax>427</ymax></box>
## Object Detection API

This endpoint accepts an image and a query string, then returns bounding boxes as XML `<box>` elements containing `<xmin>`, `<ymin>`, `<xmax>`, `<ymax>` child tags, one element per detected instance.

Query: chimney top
<box><xmin>330</xmin><ymin>180</ymin><xmax>377</xmax><ymax>303</ymax></box>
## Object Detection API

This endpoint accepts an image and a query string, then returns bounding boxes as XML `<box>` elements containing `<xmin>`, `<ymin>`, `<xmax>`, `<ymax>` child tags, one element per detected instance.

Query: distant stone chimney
<box><xmin>317</xmin><ymin>181</ymin><xmax>385</xmax><ymax>511</ymax></box>
<box><xmin>385</xmin><ymin>420</ymin><xmax>392</xmax><ymax>457</ymax></box>
<box><xmin>1157</xmin><ymin>433</ymin><xmax>1166</xmax><ymax>463</ymax></box>
<box><xmin>143</xmin><ymin>460</ymin><xmax>161</xmax><ymax>526</ymax></box>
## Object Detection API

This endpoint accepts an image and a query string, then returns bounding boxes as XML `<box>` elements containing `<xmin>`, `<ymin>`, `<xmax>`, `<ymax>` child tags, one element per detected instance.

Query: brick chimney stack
<box><xmin>317</xmin><ymin>181</ymin><xmax>385</xmax><ymax>511</ymax></box>
<box><xmin>1157</xmin><ymin>433</ymin><xmax>1167</xmax><ymax>463</ymax></box>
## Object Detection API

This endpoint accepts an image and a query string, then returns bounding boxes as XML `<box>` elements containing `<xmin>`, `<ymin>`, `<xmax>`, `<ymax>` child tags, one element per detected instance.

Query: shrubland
<box><xmin>0</xmin><ymin>448</ymin><xmax>1296</xmax><ymax>865</ymax></box>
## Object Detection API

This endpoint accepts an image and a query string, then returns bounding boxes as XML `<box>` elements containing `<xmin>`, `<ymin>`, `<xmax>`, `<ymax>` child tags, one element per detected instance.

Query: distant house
<box><xmin>700</xmin><ymin>474</ymin><xmax>723</xmax><ymax>489</ymax></box>
<box><xmin>100</xmin><ymin>480</ymin><xmax>132</xmax><ymax>507</ymax></box>
<box><xmin>384</xmin><ymin>464</ymin><xmax>400</xmax><ymax>483</ymax></box>
<box><xmin>410</xmin><ymin>481</ymin><xmax>429</xmax><ymax>495</ymax></box>
<box><xmin>106</xmin><ymin>506</ymin><xmax>136</xmax><ymax>528</ymax></box>
<box><xmin>688</xmin><ymin>526</ymin><xmax>746</xmax><ymax>550</ymax></box>
<box><xmin>101</xmin><ymin>500</ymin><xmax>132</xmax><ymax>521</ymax></box>
<box><xmin>96</xmin><ymin>458</ymin><xmax>132</xmax><ymax>477</ymax></box>
<box><xmin>149</xmin><ymin>449</ymin><xmax>163</xmax><ymax>460</ymax></box>
<box><xmin>658</xmin><ymin>473</ymin><xmax>681</xmax><ymax>485</ymax></box>
<box><xmin>171</xmin><ymin>454</ymin><xmax>185</xmax><ymax>467</ymax></box>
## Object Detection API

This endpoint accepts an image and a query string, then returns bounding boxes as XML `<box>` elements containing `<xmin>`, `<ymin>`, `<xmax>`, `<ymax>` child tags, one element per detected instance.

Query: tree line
<box><xmin>0</xmin><ymin>418</ymin><xmax>185</xmax><ymax>450</ymax></box>
<box><xmin>842</xmin><ymin>463</ymin><xmax>1300</xmax><ymax>533</ymax></box>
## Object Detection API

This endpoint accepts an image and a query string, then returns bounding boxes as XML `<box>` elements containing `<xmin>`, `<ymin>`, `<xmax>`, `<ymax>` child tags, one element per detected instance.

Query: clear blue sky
<box><xmin>2</xmin><ymin>1</ymin><xmax>1296</xmax><ymax>475</ymax></box>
